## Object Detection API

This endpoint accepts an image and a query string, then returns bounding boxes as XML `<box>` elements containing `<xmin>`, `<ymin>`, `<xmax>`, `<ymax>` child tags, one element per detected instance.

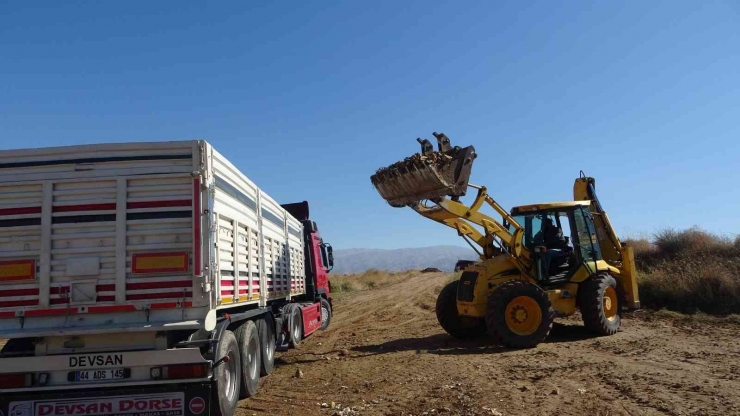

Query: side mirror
<box><xmin>326</xmin><ymin>244</ymin><xmax>334</xmax><ymax>270</ymax></box>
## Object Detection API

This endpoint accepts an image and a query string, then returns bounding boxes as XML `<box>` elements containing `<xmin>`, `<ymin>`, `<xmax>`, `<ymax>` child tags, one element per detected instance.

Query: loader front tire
<box><xmin>435</xmin><ymin>281</ymin><xmax>486</xmax><ymax>339</ymax></box>
<box><xmin>486</xmin><ymin>280</ymin><xmax>554</xmax><ymax>349</ymax></box>
<box><xmin>581</xmin><ymin>273</ymin><xmax>621</xmax><ymax>335</ymax></box>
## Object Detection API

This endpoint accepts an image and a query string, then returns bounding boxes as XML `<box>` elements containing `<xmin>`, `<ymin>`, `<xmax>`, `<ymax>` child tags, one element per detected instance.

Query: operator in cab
<box><xmin>535</xmin><ymin>217</ymin><xmax>569</xmax><ymax>276</ymax></box>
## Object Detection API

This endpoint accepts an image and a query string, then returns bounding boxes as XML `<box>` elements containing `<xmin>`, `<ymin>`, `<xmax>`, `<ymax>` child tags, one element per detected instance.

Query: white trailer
<box><xmin>0</xmin><ymin>140</ymin><xmax>335</xmax><ymax>416</ymax></box>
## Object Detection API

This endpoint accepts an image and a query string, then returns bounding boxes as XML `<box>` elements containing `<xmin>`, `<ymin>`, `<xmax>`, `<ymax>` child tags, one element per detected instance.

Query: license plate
<box><xmin>71</xmin><ymin>368</ymin><xmax>128</xmax><ymax>382</ymax></box>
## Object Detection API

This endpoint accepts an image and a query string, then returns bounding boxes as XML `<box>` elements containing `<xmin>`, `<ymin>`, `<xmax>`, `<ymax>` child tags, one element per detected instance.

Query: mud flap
<box><xmin>0</xmin><ymin>383</ymin><xmax>211</xmax><ymax>416</ymax></box>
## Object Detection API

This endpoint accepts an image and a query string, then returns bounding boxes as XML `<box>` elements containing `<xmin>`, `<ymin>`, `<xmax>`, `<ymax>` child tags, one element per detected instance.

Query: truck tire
<box><xmin>435</xmin><ymin>280</ymin><xmax>486</xmax><ymax>339</ymax></box>
<box><xmin>486</xmin><ymin>280</ymin><xmax>554</xmax><ymax>349</ymax></box>
<box><xmin>255</xmin><ymin>314</ymin><xmax>276</xmax><ymax>376</ymax></box>
<box><xmin>319</xmin><ymin>298</ymin><xmax>332</xmax><ymax>330</ymax></box>
<box><xmin>287</xmin><ymin>304</ymin><xmax>303</xmax><ymax>347</ymax></box>
<box><xmin>580</xmin><ymin>273</ymin><xmax>621</xmax><ymax>335</ymax></box>
<box><xmin>236</xmin><ymin>321</ymin><xmax>261</xmax><ymax>399</ymax></box>
<box><xmin>212</xmin><ymin>330</ymin><xmax>241</xmax><ymax>416</ymax></box>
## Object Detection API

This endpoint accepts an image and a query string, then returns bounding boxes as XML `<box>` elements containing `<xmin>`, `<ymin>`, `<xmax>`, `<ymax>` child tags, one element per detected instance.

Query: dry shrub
<box><xmin>653</xmin><ymin>227</ymin><xmax>732</xmax><ymax>256</ymax></box>
<box><xmin>636</xmin><ymin>228</ymin><xmax>740</xmax><ymax>315</ymax></box>
<box><xmin>624</xmin><ymin>238</ymin><xmax>656</xmax><ymax>257</ymax></box>
<box><xmin>638</xmin><ymin>261</ymin><xmax>740</xmax><ymax>315</ymax></box>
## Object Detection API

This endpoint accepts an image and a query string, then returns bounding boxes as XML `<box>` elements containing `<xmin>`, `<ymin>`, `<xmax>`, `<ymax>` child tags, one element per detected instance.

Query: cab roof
<box><xmin>510</xmin><ymin>200</ymin><xmax>590</xmax><ymax>215</ymax></box>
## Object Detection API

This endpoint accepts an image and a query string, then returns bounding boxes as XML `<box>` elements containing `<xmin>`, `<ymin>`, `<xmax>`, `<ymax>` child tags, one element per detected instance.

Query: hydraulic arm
<box><xmin>411</xmin><ymin>186</ymin><xmax>531</xmax><ymax>264</ymax></box>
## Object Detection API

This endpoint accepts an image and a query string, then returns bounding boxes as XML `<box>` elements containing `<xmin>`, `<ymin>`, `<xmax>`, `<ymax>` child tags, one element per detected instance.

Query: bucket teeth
<box><xmin>371</xmin><ymin>135</ymin><xmax>476</xmax><ymax>207</ymax></box>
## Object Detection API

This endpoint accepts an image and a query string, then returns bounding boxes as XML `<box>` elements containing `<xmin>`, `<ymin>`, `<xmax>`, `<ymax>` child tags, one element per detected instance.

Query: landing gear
<box><xmin>581</xmin><ymin>273</ymin><xmax>621</xmax><ymax>335</ymax></box>
<box><xmin>435</xmin><ymin>281</ymin><xmax>487</xmax><ymax>339</ymax></box>
<box><xmin>486</xmin><ymin>281</ymin><xmax>554</xmax><ymax>349</ymax></box>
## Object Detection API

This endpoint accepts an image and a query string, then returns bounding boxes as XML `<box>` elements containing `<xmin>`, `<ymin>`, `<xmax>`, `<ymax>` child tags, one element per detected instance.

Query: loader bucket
<box><xmin>371</xmin><ymin>136</ymin><xmax>476</xmax><ymax>207</ymax></box>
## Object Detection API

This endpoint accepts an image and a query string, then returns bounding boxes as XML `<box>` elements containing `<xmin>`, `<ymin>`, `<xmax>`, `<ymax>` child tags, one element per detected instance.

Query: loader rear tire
<box><xmin>581</xmin><ymin>273</ymin><xmax>621</xmax><ymax>335</ymax></box>
<box><xmin>486</xmin><ymin>280</ymin><xmax>554</xmax><ymax>349</ymax></box>
<box><xmin>436</xmin><ymin>281</ymin><xmax>486</xmax><ymax>339</ymax></box>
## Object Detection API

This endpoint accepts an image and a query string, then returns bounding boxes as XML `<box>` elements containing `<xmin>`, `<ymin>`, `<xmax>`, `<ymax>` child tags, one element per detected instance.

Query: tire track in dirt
<box><xmin>237</xmin><ymin>272</ymin><xmax>740</xmax><ymax>416</ymax></box>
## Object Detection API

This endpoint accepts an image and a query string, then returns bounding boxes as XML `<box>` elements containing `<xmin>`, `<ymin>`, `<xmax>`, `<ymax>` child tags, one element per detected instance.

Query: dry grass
<box><xmin>330</xmin><ymin>269</ymin><xmax>420</xmax><ymax>296</ymax></box>
<box><xmin>629</xmin><ymin>227</ymin><xmax>740</xmax><ymax>315</ymax></box>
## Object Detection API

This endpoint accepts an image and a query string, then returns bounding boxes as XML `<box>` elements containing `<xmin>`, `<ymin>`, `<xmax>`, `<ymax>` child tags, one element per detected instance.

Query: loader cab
<box><xmin>510</xmin><ymin>201</ymin><xmax>602</xmax><ymax>285</ymax></box>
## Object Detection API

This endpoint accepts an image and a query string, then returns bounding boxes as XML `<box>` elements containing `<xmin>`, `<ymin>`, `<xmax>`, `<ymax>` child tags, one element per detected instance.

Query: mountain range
<box><xmin>331</xmin><ymin>245</ymin><xmax>477</xmax><ymax>274</ymax></box>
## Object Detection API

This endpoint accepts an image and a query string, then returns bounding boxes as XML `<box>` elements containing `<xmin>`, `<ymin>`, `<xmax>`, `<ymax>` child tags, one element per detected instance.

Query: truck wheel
<box><xmin>255</xmin><ymin>314</ymin><xmax>276</xmax><ymax>376</ymax></box>
<box><xmin>319</xmin><ymin>298</ymin><xmax>332</xmax><ymax>330</ymax></box>
<box><xmin>486</xmin><ymin>280</ymin><xmax>554</xmax><ymax>349</ymax></box>
<box><xmin>236</xmin><ymin>321</ymin><xmax>261</xmax><ymax>399</ymax></box>
<box><xmin>287</xmin><ymin>304</ymin><xmax>303</xmax><ymax>347</ymax></box>
<box><xmin>581</xmin><ymin>273</ymin><xmax>621</xmax><ymax>335</ymax></box>
<box><xmin>212</xmin><ymin>330</ymin><xmax>241</xmax><ymax>416</ymax></box>
<box><xmin>435</xmin><ymin>280</ymin><xmax>486</xmax><ymax>339</ymax></box>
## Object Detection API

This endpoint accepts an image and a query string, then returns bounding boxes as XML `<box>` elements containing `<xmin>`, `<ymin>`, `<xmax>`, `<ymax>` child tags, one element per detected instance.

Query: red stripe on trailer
<box><xmin>128</xmin><ymin>200</ymin><xmax>192</xmax><ymax>209</ymax></box>
<box><xmin>49</xmin><ymin>298</ymin><xmax>70</xmax><ymax>305</ymax></box>
<box><xmin>126</xmin><ymin>280</ymin><xmax>192</xmax><ymax>290</ymax></box>
<box><xmin>96</xmin><ymin>295</ymin><xmax>115</xmax><ymax>302</ymax></box>
<box><xmin>53</xmin><ymin>203</ymin><xmax>116</xmax><ymax>212</ymax></box>
<box><xmin>0</xmin><ymin>206</ymin><xmax>42</xmax><ymax>216</ymax></box>
<box><xmin>49</xmin><ymin>286</ymin><xmax>70</xmax><ymax>295</ymax></box>
<box><xmin>50</xmin><ymin>200</ymin><xmax>192</xmax><ymax>213</ymax></box>
<box><xmin>24</xmin><ymin>307</ymin><xmax>76</xmax><ymax>317</ymax></box>
<box><xmin>220</xmin><ymin>290</ymin><xmax>233</xmax><ymax>296</ymax></box>
<box><xmin>193</xmin><ymin>179</ymin><xmax>202</xmax><ymax>275</ymax></box>
<box><xmin>126</xmin><ymin>291</ymin><xmax>193</xmax><ymax>301</ymax></box>
<box><xmin>0</xmin><ymin>288</ymin><xmax>39</xmax><ymax>297</ymax></box>
<box><xmin>0</xmin><ymin>301</ymin><xmax>195</xmax><ymax>319</ymax></box>
<box><xmin>0</xmin><ymin>299</ymin><xmax>38</xmax><ymax>308</ymax></box>
<box><xmin>96</xmin><ymin>284</ymin><xmax>116</xmax><ymax>292</ymax></box>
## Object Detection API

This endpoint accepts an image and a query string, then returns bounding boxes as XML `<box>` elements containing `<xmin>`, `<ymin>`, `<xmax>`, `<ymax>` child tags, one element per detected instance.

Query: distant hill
<box><xmin>332</xmin><ymin>245</ymin><xmax>477</xmax><ymax>274</ymax></box>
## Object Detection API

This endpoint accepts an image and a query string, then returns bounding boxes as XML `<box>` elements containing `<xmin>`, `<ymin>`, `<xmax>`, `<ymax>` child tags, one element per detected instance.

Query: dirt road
<box><xmin>238</xmin><ymin>272</ymin><xmax>740</xmax><ymax>416</ymax></box>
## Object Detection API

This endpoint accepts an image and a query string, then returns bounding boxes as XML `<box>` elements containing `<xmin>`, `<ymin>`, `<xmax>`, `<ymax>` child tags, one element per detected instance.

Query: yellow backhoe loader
<box><xmin>370</xmin><ymin>133</ymin><xmax>640</xmax><ymax>348</ymax></box>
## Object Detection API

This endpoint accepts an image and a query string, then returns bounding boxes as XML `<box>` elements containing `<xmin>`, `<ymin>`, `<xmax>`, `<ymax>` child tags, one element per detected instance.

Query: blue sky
<box><xmin>1</xmin><ymin>1</ymin><xmax>739</xmax><ymax>250</ymax></box>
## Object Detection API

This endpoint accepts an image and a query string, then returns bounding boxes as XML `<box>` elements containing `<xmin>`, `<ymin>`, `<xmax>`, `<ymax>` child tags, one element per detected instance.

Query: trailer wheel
<box><xmin>236</xmin><ymin>321</ymin><xmax>261</xmax><ymax>399</ymax></box>
<box><xmin>212</xmin><ymin>330</ymin><xmax>241</xmax><ymax>416</ymax></box>
<box><xmin>255</xmin><ymin>314</ymin><xmax>276</xmax><ymax>376</ymax></box>
<box><xmin>319</xmin><ymin>298</ymin><xmax>332</xmax><ymax>330</ymax></box>
<box><xmin>287</xmin><ymin>304</ymin><xmax>303</xmax><ymax>347</ymax></box>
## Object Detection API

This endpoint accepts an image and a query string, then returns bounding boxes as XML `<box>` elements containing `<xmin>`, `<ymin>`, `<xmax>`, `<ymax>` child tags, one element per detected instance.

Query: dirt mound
<box><xmin>238</xmin><ymin>271</ymin><xmax>740</xmax><ymax>415</ymax></box>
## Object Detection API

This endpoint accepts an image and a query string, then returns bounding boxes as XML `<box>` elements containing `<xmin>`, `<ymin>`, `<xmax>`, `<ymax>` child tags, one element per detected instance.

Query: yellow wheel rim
<box><xmin>505</xmin><ymin>296</ymin><xmax>542</xmax><ymax>336</ymax></box>
<box><xmin>603</xmin><ymin>286</ymin><xmax>618</xmax><ymax>322</ymax></box>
